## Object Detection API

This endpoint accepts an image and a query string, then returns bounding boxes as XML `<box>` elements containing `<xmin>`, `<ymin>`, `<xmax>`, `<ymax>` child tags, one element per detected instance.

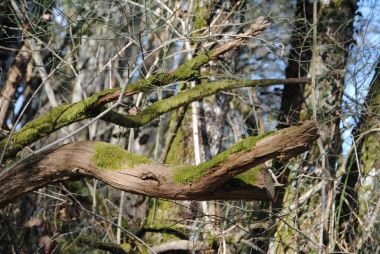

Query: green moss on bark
<box><xmin>92</xmin><ymin>142</ymin><xmax>151</xmax><ymax>170</ymax></box>
<box><xmin>103</xmin><ymin>79</ymin><xmax>293</xmax><ymax>129</ymax></box>
<box><xmin>124</xmin><ymin>50</ymin><xmax>213</xmax><ymax>95</ymax></box>
<box><xmin>0</xmin><ymin>89</ymin><xmax>114</xmax><ymax>160</ymax></box>
<box><xmin>171</xmin><ymin>51</ymin><xmax>212</xmax><ymax>78</ymax></box>
<box><xmin>166</xmin><ymin>128</ymin><xmax>185</xmax><ymax>165</ymax></box>
<box><xmin>192</xmin><ymin>1</ymin><xmax>209</xmax><ymax>39</ymax></box>
<box><xmin>0</xmin><ymin>50</ymin><xmax>214</xmax><ymax>160</ymax></box>
<box><xmin>233</xmin><ymin>166</ymin><xmax>262</xmax><ymax>185</ymax></box>
<box><xmin>361</xmin><ymin>133</ymin><xmax>380</xmax><ymax>174</ymax></box>
<box><xmin>172</xmin><ymin>131</ymin><xmax>274</xmax><ymax>184</ymax></box>
<box><xmin>222</xmin><ymin>166</ymin><xmax>264</xmax><ymax>189</ymax></box>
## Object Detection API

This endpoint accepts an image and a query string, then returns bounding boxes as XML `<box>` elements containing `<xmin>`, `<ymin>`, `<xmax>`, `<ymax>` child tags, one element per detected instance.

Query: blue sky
<box><xmin>342</xmin><ymin>0</ymin><xmax>380</xmax><ymax>154</ymax></box>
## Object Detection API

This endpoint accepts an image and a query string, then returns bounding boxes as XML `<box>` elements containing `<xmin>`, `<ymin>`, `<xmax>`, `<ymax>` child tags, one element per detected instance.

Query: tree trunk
<box><xmin>336</xmin><ymin>58</ymin><xmax>380</xmax><ymax>252</ymax></box>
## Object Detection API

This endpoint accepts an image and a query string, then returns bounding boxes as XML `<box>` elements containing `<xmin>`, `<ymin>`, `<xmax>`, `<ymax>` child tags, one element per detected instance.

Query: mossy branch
<box><xmin>0</xmin><ymin>76</ymin><xmax>309</xmax><ymax>161</ymax></box>
<box><xmin>0</xmin><ymin>121</ymin><xmax>318</xmax><ymax>207</ymax></box>
<box><xmin>103</xmin><ymin>78</ymin><xmax>310</xmax><ymax>128</ymax></box>
<box><xmin>0</xmin><ymin>17</ymin><xmax>271</xmax><ymax>161</ymax></box>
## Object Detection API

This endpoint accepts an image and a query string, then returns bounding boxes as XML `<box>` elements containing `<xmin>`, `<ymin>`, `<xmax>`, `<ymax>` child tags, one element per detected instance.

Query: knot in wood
<box><xmin>141</xmin><ymin>172</ymin><xmax>160</xmax><ymax>185</ymax></box>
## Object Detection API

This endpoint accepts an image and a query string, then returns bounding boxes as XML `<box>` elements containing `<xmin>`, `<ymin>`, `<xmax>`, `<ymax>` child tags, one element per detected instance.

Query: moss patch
<box><xmin>120</xmin><ymin>243</ymin><xmax>131</xmax><ymax>252</ymax></box>
<box><xmin>361</xmin><ymin>133</ymin><xmax>380</xmax><ymax>174</ymax></box>
<box><xmin>192</xmin><ymin>1</ymin><xmax>209</xmax><ymax>39</ymax></box>
<box><xmin>166</xmin><ymin>127</ymin><xmax>185</xmax><ymax>165</ymax></box>
<box><xmin>172</xmin><ymin>131</ymin><xmax>274</xmax><ymax>184</ymax></box>
<box><xmin>92</xmin><ymin>142</ymin><xmax>151</xmax><ymax>170</ymax></box>
<box><xmin>222</xmin><ymin>166</ymin><xmax>265</xmax><ymax>188</ymax></box>
<box><xmin>233</xmin><ymin>166</ymin><xmax>262</xmax><ymax>185</ymax></box>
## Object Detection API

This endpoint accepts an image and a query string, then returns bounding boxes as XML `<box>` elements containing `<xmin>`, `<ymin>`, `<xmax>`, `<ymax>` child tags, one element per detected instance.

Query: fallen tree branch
<box><xmin>0</xmin><ymin>121</ymin><xmax>318</xmax><ymax>207</ymax></box>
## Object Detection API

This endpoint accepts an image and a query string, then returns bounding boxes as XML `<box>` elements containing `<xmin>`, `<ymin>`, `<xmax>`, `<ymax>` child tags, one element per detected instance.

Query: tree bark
<box><xmin>335</xmin><ymin>58</ymin><xmax>380</xmax><ymax>252</ymax></box>
<box><xmin>273</xmin><ymin>0</ymin><xmax>314</xmax><ymax>212</ymax></box>
<box><xmin>0</xmin><ymin>121</ymin><xmax>318</xmax><ymax>207</ymax></box>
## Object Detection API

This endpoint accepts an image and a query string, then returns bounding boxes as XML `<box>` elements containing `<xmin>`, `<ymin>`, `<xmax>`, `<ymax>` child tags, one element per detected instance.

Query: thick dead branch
<box><xmin>0</xmin><ymin>121</ymin><xmax>318</xmax><ymax>207</ymax></box>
